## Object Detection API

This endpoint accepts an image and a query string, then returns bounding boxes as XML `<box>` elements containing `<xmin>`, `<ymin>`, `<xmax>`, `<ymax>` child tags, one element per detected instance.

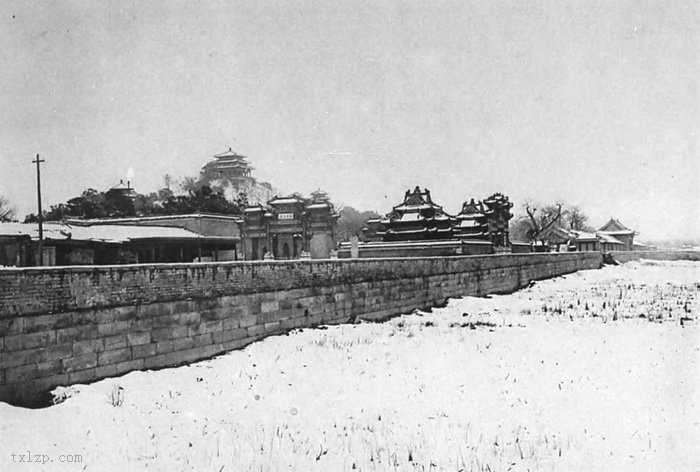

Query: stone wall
<box><xmin>1</xmin><ymin>253</ymin><xmax>601</xmax><ymax>406</ymax></box>
<box><xmin>612</xmin><ymin>250</ymin><xmax>700</xmax><ymax>263</ymax></box>
<box><xmin>337</xmin><ymin>240</ymin><xmax>493</xmax><ymax>258</ymax></box>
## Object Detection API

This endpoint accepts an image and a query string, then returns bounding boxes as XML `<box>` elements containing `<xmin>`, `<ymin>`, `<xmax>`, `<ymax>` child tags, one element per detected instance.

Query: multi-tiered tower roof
<box><xmin>202</xmin><ymin>148</ymin><xmax>254</xmax><ymax>181</ymax></box>
<box><xmin>376</xmin><ymin>186</ymin><xmax>454</xmax><ymax>241</ymax></box>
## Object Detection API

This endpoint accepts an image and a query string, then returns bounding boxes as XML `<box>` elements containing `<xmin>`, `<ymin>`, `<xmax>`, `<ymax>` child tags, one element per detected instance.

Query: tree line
<box><xmin>3</xmin><ymin>186</ymin><xmax>592</xmax><ymax>247</ymax></box>
<box><xmin>22</xmin><ymin>184</ymin><xmax>247</xmax><ymax>223</ymax></box>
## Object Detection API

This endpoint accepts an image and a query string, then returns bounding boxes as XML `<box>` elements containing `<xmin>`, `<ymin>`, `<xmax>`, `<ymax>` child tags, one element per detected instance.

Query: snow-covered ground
<box><xmin>1</xmin><ymin>260</ymin><xmax>699</xmax><ymax>471</ymax></box>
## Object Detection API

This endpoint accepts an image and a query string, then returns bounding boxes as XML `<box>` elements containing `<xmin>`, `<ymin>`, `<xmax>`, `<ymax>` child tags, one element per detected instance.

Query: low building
<box><xmin>68</xmin><ymin>213</ymin><xmax>242</xmax><ymax>262</ymax></box>
<box><xmin>0</xmin><ymin>220</ymin><xmax>239</xmax><ymax>266</ymax></box>
<box><xmin>540</xmin><ymin>225</ymin><xmax>626</xmax><ymax>253</ymax></box>
<box><xmin>597</xmin><ymin>232</ymin><xmax>626</xmax><ymax>252</ymax></box>
<box><xmin>632</xmin><ymin>241</ymin><xmax>657</xmax><ymax>251</ymax></box>
<box><xmin>598</xmin><ymin>218</ymin><xmax>636</xmax><ymax>251</ymax></box>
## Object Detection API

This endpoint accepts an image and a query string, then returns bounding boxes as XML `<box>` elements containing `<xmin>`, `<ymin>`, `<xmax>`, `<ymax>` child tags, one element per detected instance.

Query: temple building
<box><xmin>242</xmin><ymin>194</ymin><xmax>338</xmax><ymax>260</ymax></box>
<box><xmin>362</xmin><ymin>188</ymin><xmax>513</xmax><ymax>247</ymax></box>
<box><xmin>374</xmin><ymin>187</ymin><xmax>454</xmax><ymax>241</ymax></box>
<box><xmin>348</xmin><ymin>187</ymin><xmax>511</xmax><ymax>258</ymax></box>
<box><xmin>201</xmin><ymin>148</ymin><xmax>254</xmax><ymax>182</ymax></box>
<box><xmin>453</xmin><ymin>198</ymin><xmax>489</xmax><ymax>241</ymax></box>
<box><xmin>597</xmin><ymin>218</ymin><xmax>636</xmax><ymax>251</ymax></box>
<box><xmin>454</xmin><ymin>194</ymin><xmax>513</xmax><ymax>248</ymax></box>
<box><xmin>480</xmin><ymin>193</ymin><xmax>513</xmax><ymax>247</ymax></box>
<box><xmin>200</xmin><ymin>147</ymin><xmax>276</xmax><ymax>205</ymax></box>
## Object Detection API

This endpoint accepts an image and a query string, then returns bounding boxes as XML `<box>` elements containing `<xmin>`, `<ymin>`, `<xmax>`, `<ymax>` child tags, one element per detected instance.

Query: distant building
<box><xmin>455</xmin><ymin>193</ymin><xmax>513</xmax><ymax>248</ymax></box>
<box><xmin>540</xmin><ymin>226</ymin><xmax>602</xmax><ymax>252</ymax></box>
<box><xmin>597</xmin><ymin>233</ymin><xmax>626</xmax><ymax>252</ymax></box>
<box><xmin>201</xmin><ymin>148</ymin><xmax>254</xmax><ymax>182</ymax></box>
<box><xmin>242</xmin><ymin>195</ymin><xmax>338</xmax><ymax>260</ymax></box>
<box><xmin>453</xmin><ymin>198</ymin><xmax>488</xmax><ymax>241</ymax></box>
<box><xmin>368</xmin><ymin>187</ymin><xmax>513</xmax><ymax>247</ymax></box>
<box><xmin>200</xmin><ymin>147</ymin><xmax>276</xmax><ymax>205</ymax></box>
<box><xmin>539</xmin><ymin>224</ymin><xmax>630</xmax><ymax>253</ymax></box>
<box><xmin>598</xmin><ymin>218</ymin><xmax>636</xmax><ymax>251</ymax></box>
<box><xmin>347</xmin><ymin>187</ymin><xmax>515</xmax><ymax>258</ymax></box>
<box><xmin>107</xmin><ymin>179</ymin><xmax>137</xmax><ymax>200</ymax></box>
<box><xmin>0</xmin><ymin>214</ymin><xmax>241</xmax><ymax>266</ymax></box>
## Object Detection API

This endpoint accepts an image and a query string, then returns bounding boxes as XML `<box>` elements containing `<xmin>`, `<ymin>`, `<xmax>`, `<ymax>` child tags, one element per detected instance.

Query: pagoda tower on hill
<box><xmin>199</xmin><ymin>147</ymin><xmax>276</xmax><ymax>205</ymax></box>
<box><xmin>201</xmin><ymin>148</ymin><xmax>254</xmax><ymax>182</ymax></box>
<box><xmin>376</xmin><ymin>186</ymin><xmax>454</xmax><ymax>241</ymax></box>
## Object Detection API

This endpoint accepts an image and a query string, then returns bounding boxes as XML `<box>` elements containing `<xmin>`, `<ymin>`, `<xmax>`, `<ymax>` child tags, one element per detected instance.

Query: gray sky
<box><xmin>1</xmin><ymin>0</ymin><xmax>698</xmax><ymax>240</ymax></box>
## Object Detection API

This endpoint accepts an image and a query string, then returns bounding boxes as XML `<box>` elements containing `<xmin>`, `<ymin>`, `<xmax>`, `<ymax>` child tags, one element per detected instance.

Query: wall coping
<box><xmin>0</xmin><ymin>252</ymin><xmax>595</xmax><ymax>275</ymax></box>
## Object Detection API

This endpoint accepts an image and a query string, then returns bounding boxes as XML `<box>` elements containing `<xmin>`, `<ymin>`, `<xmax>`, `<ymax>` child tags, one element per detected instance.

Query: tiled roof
<box><xmin>0</xmin><ymin>222</ymin><xmax>238</xmax><ymax>243</ymax></box>
<box><xmin>598</xmin><ymin>218</ymin><xmax>634</xmax><ymax>233</ymax></box>
<box><xmin>268</xmin><ymin>196</ymin><xmax>305</xmax><ymax>205</ymax></box>
<box><xmin>596</xmin><ymin>233</ymin><xmax>624</xmax><ymax>244</ymax></box>
<box><xmin>213</xmin><ymin>148</ymin><xmax>247</xmax><ymax>159</ymax></box>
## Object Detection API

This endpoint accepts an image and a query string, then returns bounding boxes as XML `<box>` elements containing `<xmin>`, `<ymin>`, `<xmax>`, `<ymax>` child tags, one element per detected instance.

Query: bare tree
<box><xmin>0</xmin><ymin>195</ymin><xmax>17</xmax><ymax>222</ymax></box>
<box><xmin>525</xmin><ymin>203</ymin><xmax>563</xmax><ymax>242</ymax></box>
<box><xmin>508</xmin><ymin>202</ymin><xmax>564</xmax><ymax>244</ymax></box>
<box><xmin>563</xmin><ymin>205</ymin><xmax>591</xmax><ymax>231</ymax></box>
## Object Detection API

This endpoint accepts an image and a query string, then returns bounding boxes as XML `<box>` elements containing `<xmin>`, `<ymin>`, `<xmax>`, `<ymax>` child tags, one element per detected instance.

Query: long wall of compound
<box><xmin>0</xmin><ymin>252</ymin><xmax>602</xmax><ymax>406</ymax></box>
<box><xmin>611</xmin><ymin>250</ymin><xmax>700</xmax><ymax>263</ymax></box>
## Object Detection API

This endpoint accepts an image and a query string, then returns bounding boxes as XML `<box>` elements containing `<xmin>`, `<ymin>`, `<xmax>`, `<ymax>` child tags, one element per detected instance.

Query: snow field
<box><xmin>1</xmin><ymin>259</ymin><xmax>698</xmax><ymax>471</ymax></box>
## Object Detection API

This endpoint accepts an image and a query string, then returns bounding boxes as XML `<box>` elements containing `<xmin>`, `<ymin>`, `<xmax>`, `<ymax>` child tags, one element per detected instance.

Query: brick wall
<box><xmin>1</xmin><ymin>253</ymin><xmax>601</xmax><ymax>406</ymax></box>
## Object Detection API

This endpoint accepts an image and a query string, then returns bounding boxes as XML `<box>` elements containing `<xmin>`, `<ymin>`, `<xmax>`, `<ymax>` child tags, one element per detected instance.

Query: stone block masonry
<box><xmin>0</xmin><ymin>253</ymin><xmax>602</xmax><ymax>406</ymax></box>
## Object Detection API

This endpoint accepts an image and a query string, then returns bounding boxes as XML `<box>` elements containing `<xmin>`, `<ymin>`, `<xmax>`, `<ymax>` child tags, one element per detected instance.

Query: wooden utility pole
<box><xmin>32</xmin><ymin>154</ymin><xmax>45</xmax><ymax>265</ymax></box>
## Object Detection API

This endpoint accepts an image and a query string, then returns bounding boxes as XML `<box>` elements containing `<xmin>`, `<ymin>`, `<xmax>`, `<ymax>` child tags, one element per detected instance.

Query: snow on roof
<box><xmin>0</xmin><ymin>222</ymin><xmax>235</xmax><ymax>243</ymax></box>
<box><xmin>68</xmin><ymin>225</ymin><xmax>204</xmax><ymax>242</ymax></box>
<box><xmin>598</xmin><ymin>218</ymin><xmax>634</xmax><ymax>233</ymax></box>
<box><xmin>393</xmin><ymin>203</ymin><xmax>436</xmax><ymax>211</ymax></box>
<box><xmin>213</xmin><ymin>148</ymin><xmax>247</xmax><ymax>159</ymax></box>
<box><xmin>598</xmin><ymin>230</ymin><xmax>635</xmax><ymax>236</ymax></box>
<box><xmin>458</xmin><ymin>219</ymin><xmax>481</xmax><ymax>228</ymax></box>
<box><xmin>596</xmin><ymin>233</ymin><xmax>624</xmax><ymax>244</ymax></box>
<box><xmin>306</xmin><ymin>203</ymin><xmax>331</xmax><ymax>209</ymax></box>
<box><xmin>110</xmin><ymin>180</ymin><xmax>131</xmax><ymax>191</ymax></box>
<box><xmin>268</xmin><ymin>197</ymin><xmax>304</xmax><ymax>205</ymax></box>
<box><xmin>0</xmin><ymin>223</ymin><xmax>69</xmax><ymax>239</ymax></box>
<box><xmin>398</xmin><ymin>212</ymin><xmax>422</xmax><ymax>221</ymax></box>
<box><xmin>572</xmin><ymin>231</ymin><xmax>598</xmax><ymax>241</ymax></box>
<box><xmin>211</xmin><ymin>161</ymin><xmax>252</xmax><ymax>169</ymax></box>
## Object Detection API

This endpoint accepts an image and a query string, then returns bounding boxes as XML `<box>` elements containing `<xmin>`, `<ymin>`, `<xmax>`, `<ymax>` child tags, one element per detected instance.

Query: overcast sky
<box><xmin>1</xmin><ymin>0</ymin><xmax>698</xmax><ymax>240</ymax></box>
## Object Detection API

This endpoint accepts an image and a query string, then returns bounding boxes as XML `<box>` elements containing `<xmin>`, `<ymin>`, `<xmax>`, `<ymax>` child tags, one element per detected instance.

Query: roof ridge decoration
<box><xmin>213</xmin><ymin>147</ymin><xmax>248</xmax><ymax>159</ymax></box>
<box><xmin>598</xmin><ymin>217</ymin><xmax>633</xmax><ymax>233</ymax></box>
